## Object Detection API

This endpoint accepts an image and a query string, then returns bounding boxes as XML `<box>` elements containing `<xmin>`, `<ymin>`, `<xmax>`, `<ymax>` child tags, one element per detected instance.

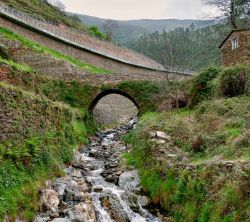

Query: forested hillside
<box><xmin>130</xmin><ymin>24</ymin><xmax>231</xmax><ymax>71</ymax></box>
<box><xmin>71</xmin><ymin>13</ymin><xmax>213</xmax><ymax>46</ymax></box>
<box><xmin>71</xmin><ymin>12</ymin><xmax>231</xmax><ymax>71</ymax></box>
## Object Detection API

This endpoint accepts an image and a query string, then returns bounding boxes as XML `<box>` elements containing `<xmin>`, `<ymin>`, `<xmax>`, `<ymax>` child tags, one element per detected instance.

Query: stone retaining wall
<box><xmin>0</xmin><ymin>37</ymin><xmax>190</xmax><ymax>85</ymax></box>
<box><xmin>0</xmin><ymin>13</ymin><xmax>191</xmax><ymax>79</ymax></box>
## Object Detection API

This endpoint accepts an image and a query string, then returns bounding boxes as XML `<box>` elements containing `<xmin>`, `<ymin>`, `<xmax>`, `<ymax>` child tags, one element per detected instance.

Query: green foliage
<box><xmin>89</xmin><ymin>26</ymin><xmax>107</xmax><ymax>40</ymax></box>
<box><xmin>0</xmin><ymin>118</ymin><xmax>89</xmax><ymax>220</ymax></box>
<box><xmin>131</xmin><ymin>25</ymin><xmax>229</xmax><ymax>71</ymax></box>
<box><xmin>220</xmin><ymin>65</ymin><xmax>250</xmax><ymax>97</ymax></box>
<box><xmin>0</xmin><ymin>57</ymin><xmax>33</xmax><ymax>72</ymax></box>
<box><xmin>117</xmin><ymin>80</ymin><xmax>160</xmax><ymax>112</ymax></box>
<box><xmin>0</xmin><ymin>27</ymin><xmax>111</xmax><ymax>74</ymax></box>
<box><xmin>189</xmin><ymin>66</ymin><xmax>221</xmax><ymax>107</ymax></box>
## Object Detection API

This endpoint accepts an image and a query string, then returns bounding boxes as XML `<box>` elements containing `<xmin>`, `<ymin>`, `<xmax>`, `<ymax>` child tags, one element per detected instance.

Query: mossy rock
<box><xmin>0</xmin><ymin>43</ymin><xmax>9</xmax><ymax>59</ymax></box>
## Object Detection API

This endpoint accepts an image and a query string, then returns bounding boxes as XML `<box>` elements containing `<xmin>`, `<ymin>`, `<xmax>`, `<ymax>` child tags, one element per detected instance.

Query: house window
<box><xmin>231</xmin><ymin>38</ymin><xmax>238</xmax><ymax>49</ymax></box>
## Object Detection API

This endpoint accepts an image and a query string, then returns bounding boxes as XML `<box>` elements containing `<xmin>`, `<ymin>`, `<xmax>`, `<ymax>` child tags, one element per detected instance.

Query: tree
<box><xmin>203</xmin><ymin>0</ymin><xmax>250</xmax><ymax>29</ymax></box>
<box><xmin>103</xmin><ymin>20</ymin><xmax>118</xmax><ymax>41</ymax></box>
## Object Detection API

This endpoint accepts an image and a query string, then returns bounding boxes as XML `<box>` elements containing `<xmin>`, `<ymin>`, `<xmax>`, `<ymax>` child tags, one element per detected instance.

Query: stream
<box><xmin>35</xmin><ymin>119</ymin><xmax>162</xmax><ymax>222</ymax></box>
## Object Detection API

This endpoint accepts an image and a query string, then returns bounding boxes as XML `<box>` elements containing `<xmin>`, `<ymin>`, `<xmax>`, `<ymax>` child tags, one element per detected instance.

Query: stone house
<box><xmin>219</xmin><ymin>29</ymin><xmax>250</xmax><ymax>66</ymax></box>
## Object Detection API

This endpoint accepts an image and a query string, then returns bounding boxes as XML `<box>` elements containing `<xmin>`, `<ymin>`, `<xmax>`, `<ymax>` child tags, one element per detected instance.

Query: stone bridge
<box><xmin>0</xmin><ymin>3</ymin><xmax>193</xmax><ymax>125</ymax></box>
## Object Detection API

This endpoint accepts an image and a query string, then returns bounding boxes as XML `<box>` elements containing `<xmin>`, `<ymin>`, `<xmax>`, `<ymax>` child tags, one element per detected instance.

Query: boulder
<box><xmin>51</xmin><ymin>218</ymin><xmax>71</xmax><ymax>222</ymax></box>
<box><xmin>40</xmin><ymin>189</ymin><xmax>60</xmax><ymax>213</ymax></box>
<box><xmin>138</xmin><ymin>196</ymin><xmax>151</xmax><ymax>207</ymax></box>
<box><xmin>64</xmin><ymin>203</ymin><xmax>96</xmax><ymax>222</ymax></box>
<box><xmin>119</xmin><ymin>170</ymin><xmax>140</xmax><ymax>192</ymax></box>
<box><xmin>156</xmin><ymin>131</ymin><xmax>168</xmax><ymax>140</ymax></box>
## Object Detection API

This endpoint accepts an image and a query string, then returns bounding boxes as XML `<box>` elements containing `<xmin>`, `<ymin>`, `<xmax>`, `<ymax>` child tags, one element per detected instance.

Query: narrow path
<box><xmin>35</xmin><ymin>119</ymin><xmax>162</xmax><ymax>222</ymax></box>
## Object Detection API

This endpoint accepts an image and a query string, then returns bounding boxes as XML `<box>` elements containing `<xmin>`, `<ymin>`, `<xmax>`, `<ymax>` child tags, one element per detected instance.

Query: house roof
<box><xmin>219</xmin><ymin>29</ymin><xmax>250</xmax><ymax>48</ymax></box>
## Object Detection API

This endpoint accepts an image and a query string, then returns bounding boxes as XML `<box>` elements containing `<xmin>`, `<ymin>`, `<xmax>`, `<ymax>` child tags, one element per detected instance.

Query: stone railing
<box><xmin>0</xmin><ymin>3</ymin><xmax>167</xmax><ymax>71</ymax></box>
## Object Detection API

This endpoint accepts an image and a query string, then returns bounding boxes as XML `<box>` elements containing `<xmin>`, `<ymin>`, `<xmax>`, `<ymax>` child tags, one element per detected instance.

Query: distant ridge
<box><xmin>69</xmin><ymin>13</ymin><xmax>215</xmax><ymax>45</ymax></box>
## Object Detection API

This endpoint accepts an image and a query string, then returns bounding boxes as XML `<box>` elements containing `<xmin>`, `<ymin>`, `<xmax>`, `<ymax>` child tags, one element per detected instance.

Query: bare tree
<box><xmin>203</xmin><ymin>0</ymin><xmax>250</xmax><ymax>29</ymax></box>
<box><xmin>103</xmin><ymin>20</ymin><xmax>118</xmax><ymax>41</ymax></box>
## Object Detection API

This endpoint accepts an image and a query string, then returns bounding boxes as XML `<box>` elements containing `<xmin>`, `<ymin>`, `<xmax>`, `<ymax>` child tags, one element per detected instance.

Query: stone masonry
<box><xmin>220</xmin><ymin>29</ymin><xmax>250</xmax><ymax>67</ymax></box>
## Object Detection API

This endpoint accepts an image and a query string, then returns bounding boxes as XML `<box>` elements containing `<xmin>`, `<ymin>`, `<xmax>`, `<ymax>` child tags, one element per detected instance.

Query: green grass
<box><xmin>0</xmin><ymin>27</ymin><xmax>111</xmax><ymax>74</ymax></box>
<box><xmin>0</xmin><ymin>57</ymin><xmax>33</xmax><ymax>72</ymax></box>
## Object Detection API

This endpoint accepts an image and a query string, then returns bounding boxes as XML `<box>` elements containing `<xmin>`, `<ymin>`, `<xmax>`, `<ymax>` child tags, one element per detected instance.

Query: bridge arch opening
<box><xmin>90</xmin><ymin>89</ymin><xmax>139</xmax><ymax>126</ymax></box>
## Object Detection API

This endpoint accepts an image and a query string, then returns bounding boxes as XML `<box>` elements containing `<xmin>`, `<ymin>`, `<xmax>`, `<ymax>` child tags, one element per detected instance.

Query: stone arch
<box><xmin>89</xmin><ymin>89</ymin><xmax>139</xmax><ymax>112</ymax></box>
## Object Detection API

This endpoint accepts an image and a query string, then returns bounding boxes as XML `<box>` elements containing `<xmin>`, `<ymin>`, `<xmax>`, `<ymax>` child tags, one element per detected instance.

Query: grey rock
<box><xmin>119</xmin><ymin>170</ymin><xmax>140</xmax><ymax>191</ymax></box>
<box><xmin>40</xmin><ymin>189</ymin><xmax>60</xmax><ymax>213</ymax></box>
<box><xmin>139</xmin><ymin>196</ymin><xmax>151</xmax><ymax>207</ymax></box>
<box><xmin>33</xmin><ymin>216</ymin><xmax>50</xmax><ymax>222</ymax></box>
<box><xmin>50</xmin><ymin>218</ymin><xmax>71</xmax><ymax>222</ymax></box>
<box><xmin>64</xmin><ymin>203</ymin><xmax>96</xmax><ymax>222</ymax></box>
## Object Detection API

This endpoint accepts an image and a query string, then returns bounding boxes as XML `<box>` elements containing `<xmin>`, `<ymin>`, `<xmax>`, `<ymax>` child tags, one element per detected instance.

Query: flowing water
<box><xmin>35</xmin><ymin>119</ymin><xmax>162</xmax><ymax>222</ymax></box>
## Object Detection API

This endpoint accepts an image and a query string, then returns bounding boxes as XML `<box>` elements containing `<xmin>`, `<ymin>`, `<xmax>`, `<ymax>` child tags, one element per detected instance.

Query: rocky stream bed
<box><xmin>35</xmin><ymin>119</ymin><xmax>164</xmax><ymax>222</ymax></box>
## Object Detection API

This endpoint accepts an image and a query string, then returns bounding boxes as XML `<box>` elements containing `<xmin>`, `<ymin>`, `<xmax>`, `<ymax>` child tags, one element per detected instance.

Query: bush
<box><xmin>220</xmin><ymin>65</ymin><xmax>250</xmax><ymax>97</ymax></box>
<box><xmin>89</xmin><ymin>26</ymin><xmax>107</xmax><ymax>40</ymax></box>
<box><xmin>189</xmin><ymin>67</ymin><xmax>221</xmax><ymax>107</ymax></box>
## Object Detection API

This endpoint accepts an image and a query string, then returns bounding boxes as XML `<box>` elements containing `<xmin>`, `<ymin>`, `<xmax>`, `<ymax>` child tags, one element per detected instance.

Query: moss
<box><xmin>116</xmin><ymin>80</ymin><xmax>166</xmax><ymax>112</ymax></box>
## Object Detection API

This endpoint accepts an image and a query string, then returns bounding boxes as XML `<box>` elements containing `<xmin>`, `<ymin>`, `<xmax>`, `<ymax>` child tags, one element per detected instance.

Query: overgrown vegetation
<box><xmin>0</xmin><ymin>81</ymin><xmax>95</xmax><ymax>220</ymax></box>
<box><xmin>189</xmin><ymin>64</ymin><xmax>250</xmax><ymax>107</ymax></box>
<box><xmin>0</xmin><ymin>27</ymin><xmax>111</xmax><ymax>74</ymax></box>
<box><xmin>189</xmin><ymin>66</ymin><xmax>221</xmax><ymax>107</ymax></box>
<box><xmin>123</xmin><ymin>64</ymin><xmax>250</xmax><ymax>221</ymax></box>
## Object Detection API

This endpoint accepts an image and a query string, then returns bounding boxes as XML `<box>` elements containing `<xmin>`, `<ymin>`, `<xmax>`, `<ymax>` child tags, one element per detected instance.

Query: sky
<box><xmin>58</xmin><ymin>0</ymin><xmax>216</xmax><ymax>20</ymax></box>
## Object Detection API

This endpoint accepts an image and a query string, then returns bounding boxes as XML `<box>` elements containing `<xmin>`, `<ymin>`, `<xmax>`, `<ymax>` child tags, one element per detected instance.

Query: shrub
<box><xmin>89</xmin><ymin>26</ymin><xmax>107</xmax><ymax>40</ymax></box>
<box><xmin>220</xmin><ymin>65</ymin><xmax>250</xmax><ymax>97</ymax></box>
<box><xmin>189</xmin><ymin>67</ymin><xmax>221</xmax><ymax>107</ymax></box>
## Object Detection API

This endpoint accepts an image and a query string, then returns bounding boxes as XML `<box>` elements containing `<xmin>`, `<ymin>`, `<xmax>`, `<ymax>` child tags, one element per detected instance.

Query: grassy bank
<box><xmin>123</xmin><ymin>64</ymin><xmax>250</xmax><ymax>221</ymax></box>
<box><xmin>0</xmin><ymin>27</ymin><xmax>111</xmax><ymax>74</ymax></box>
<box><xmin>0</xmin><ymin>82</ymin><xmax>95</xmax><ymax>220</ymax></box>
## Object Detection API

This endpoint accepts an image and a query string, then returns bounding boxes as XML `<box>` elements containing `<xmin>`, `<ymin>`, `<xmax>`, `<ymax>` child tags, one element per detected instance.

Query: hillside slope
<box><xmin>124</xmin><ymin>65</ymin><xmax>250</xmax><ymax>221</ymax></box>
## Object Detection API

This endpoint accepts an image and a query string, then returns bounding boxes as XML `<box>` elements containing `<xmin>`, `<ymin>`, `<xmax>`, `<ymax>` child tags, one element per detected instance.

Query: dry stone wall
<box><xmin>0</xmin><ymin>37</ymin><xmax>190</xmax><ymax>85</ymax></box>
<box><xmin>0</xmin><ymin>7</ymin><xmax>192</xmax><ymax>79</ymax></box>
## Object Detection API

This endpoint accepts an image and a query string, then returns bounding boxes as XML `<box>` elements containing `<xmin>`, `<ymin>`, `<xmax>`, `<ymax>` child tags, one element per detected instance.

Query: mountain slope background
<box><xmin>71</xmin><ymin>13</ymin><xmax>227</xmax><ymax>71</ymax></box>
<box><xmin>69</xmin><ymin>13</ymin><xmax>214</xmax><ymax>46</ymax></box>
